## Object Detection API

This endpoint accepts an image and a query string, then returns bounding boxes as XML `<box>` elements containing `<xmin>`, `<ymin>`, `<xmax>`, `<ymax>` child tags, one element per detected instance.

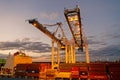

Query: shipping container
<box><xmin>59</xmin><ymin>63</ymin><xmax>73</xmax><ymax>72</ymax></box>
<box><xmin>89</xmin><ymin>63</ymin><xmax>108</xmax><ymax>80</ymax></box>
<box><xmin>108</xmin><ymin>63</ymin><xmax>120</xmax><ymax>80</ymax></box>
<box><xmin>63</xmin><ymin>63</ymin><xmax>89</xmax><ymax>80</ymax></box>
<box><xmin>15</xmin><ymin>64</ymin><xmax>29</xmax><ymax>77</ymax></box>
<box><xmin>26</xmin><ymin>63</ymin><xmax>41</xmax><ymax>78</ymax></box>
<box><xmin>24</xmin><ymin>63</ymin><xmax>51</xmax><ymax>79</ymax></box>
<box><xmin>79</xmin><ymin>64</ymin><xmax>89</xmax><ymax>80</ymax></box>
<box><xmin>71</xmin><ymin>66</ymin><xmax>79</xmax><ymax>78</ymax></box>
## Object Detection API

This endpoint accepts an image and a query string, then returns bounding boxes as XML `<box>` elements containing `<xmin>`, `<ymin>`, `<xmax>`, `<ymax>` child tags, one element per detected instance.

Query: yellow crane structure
<box><xmin>64</xmin><ymin>5</ymin><xmax>90</xmax><ymax>63</ymax></box>
<box><xmin>28</xmin><ymin>20</ymin><xmax>66</xmax><ymax>69</ymax></box>
<box><xmin>28</xmin><ymin>6</ymin><xmax>90</xmax><ymax>70</ymax></box>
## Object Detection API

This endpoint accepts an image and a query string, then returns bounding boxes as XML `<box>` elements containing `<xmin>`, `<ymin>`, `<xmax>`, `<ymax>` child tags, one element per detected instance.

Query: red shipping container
<box><xmin>71</xmin><ymin>67</ymin><xmax>79</xmax><ymax>78</ymax></box>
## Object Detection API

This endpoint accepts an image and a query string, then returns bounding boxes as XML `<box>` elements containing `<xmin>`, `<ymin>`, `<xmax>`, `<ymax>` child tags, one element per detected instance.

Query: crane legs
<box><xmin>52</xmin><ymin>40</ymin><xmax>61</xmax><ymax>69</ymax></box>
<box><xmin>65</xmin><ymin>45</ymin><xmax>76</xmax><ymax>64</ymax></box>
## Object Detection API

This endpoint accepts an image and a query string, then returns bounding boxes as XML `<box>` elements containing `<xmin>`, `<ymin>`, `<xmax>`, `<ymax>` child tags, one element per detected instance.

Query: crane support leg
<box><xmin>52</xmin><ymin>40</ymin><xmax>55</xmax><ymax>69</ymax></box>
<box><xmin>57</xmin><ymin>43</ymin><xmax>60</xmax><ymax>66</ymax></box>
<box><xmin>72</xmin><ymin>45</ymin><xmax>76</xmax><ymax>63</ymax></box>
<box><xmin>85</xmin><ymin>44</ymin><xmax>90</xmax><ymax>63</ymax></box>
<box><xmin>65</xmin><ymin>45</ymin><xmax>69</xmax><ymax>63</ymax></box>
<box><xmin>71</xmin><ymin>46</ymin><xmax>74</xmax><ymax>63</ymax></box>
<box><xmin>71</xmin><ymin>45</ymin><xmax>76</xmax><ymax>63</ymax></box>
<box><xmin>69</xmin><ymin>46</ymin><xmax>72</xmax><ymax>63</ymax></box>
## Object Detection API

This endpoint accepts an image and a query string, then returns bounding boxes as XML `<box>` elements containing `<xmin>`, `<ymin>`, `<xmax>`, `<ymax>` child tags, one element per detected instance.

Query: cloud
<box><xmin>39</xmin><ymin>12</ymin><xmax>59</xmax><ymax>20</ymax></box>
<box><xmin>0</xmin><ymin>42</ymin><xmax>21</xmax><ymax>50</ymax></box>
<box><xmin>21</xmin><ymin>38</ymin><xmax>30</xmax><ymax>42</ymax></box>
<box><xmin>0</xmin><ymin>38</ymin><xmax>51</xmax><ymax>53</ymax></box>
<box><xmin>86</xmin><ymin>36</ymin><xmax>108</xmax><ymax>51</ymax></box>
<box><xmin>25</xmin><ymin>42</ymin><xmax>51</xmax><ymax>52</ymax></box>
<box><xmin>90</xmin><ymin>44</ymin><xmax>120</xmax><ymax>61</ymax></box>
<box><xmin>102</xmin><ymin>23</ymin><xmax>120</xmax><ymax>40</ymax></box>
<box><xmin>82</xmin><ymin>23</ymin><xmax>120</xmax><ymax>61</ymax></box>
<box><xmin>94</xmin><ymin>44</ymin><xmax>120</xmax><ymax>56</ymax></box>
<box><xmin>88</xmin><ymin>39</ymin><xmax>106</xmax><ymax>45</ymax></box>
<box><xmin>104</xmin><ymin>33</ymin><xmax>120</xmax><ymax>40</ymax></box>
<box><xmin>1</xmin><ymin>37</ymin><xmax>120</xmax><ymax>62</ymax></box>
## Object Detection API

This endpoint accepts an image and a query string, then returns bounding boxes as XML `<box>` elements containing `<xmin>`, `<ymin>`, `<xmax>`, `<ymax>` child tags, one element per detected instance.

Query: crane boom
<box><xmin>28</xmin><ymin>19</ymin><xmax>64</xmax><ymax>46</ymax></box>
<box><xmin>64</xmin><ymin>6</ymin><xmax>83</xmax><ymax>51</ymax></box>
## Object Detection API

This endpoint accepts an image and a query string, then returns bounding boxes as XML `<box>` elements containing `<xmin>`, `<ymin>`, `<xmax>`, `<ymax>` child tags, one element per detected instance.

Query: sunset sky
<box><xmin>0</xmin><ymin>0</ymin><xmax>120</xmax><ymax>62</ymax></box>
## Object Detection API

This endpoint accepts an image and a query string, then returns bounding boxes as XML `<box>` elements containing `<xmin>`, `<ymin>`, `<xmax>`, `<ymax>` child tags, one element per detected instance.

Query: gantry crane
<box><xmin>64</xmin><ymin>5</ymin><xmax>90</xmax><ymax>63</ymax></box>
<box><xmin>28</xmin><ymin>6</ymin><xmax>90</xmax><ymax>70</ymax></box>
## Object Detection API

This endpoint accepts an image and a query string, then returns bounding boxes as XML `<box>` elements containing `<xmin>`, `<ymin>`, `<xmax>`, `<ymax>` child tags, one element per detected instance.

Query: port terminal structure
<box><xmin>28</xmin><ymin>6</ymin><xmax>90</xmax><ymax>69</ymax></box>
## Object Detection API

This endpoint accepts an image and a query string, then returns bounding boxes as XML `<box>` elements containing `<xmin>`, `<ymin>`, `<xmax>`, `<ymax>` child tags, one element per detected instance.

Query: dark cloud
<box><xmin>88</xmin><ymin>39</ymin><xmax>106</xmax><ymax>45</ymax></box>
<box><xmin>90</xmin><ymin>44</ymin><xmax>120</xmax><ymax>61</ymax></box>
<box><xmin>0</xmin><ymin>42</ymin><xmax>21</xmax><ymax>50</ymax></box>
<box><xmin>23</xmin><ymin>42</ymin><xmax>51</xmax><ymax>52</ymax></box>
<box><xmin>95</xmin><ymin>45</ymin><xmax>120</xmax><ymax>56</ymax></box>
<box><xmin>102</xmin><ymin>23</ymin><xmax>120</xmax><ymax>40</ymax></box>
<box><xmin>0</xmin><ymin>39</ymin><xmax>51</xmax><ymax>53</ymax></box>
<box><xmin>1</xmin><ymin>37</ymin><xmax>120</xmax><ymax>62</ymax></box>
<box><xmin>103</xmin><ymin>32</ymin><xmax>120</xmax><ymax>40</ymax></box>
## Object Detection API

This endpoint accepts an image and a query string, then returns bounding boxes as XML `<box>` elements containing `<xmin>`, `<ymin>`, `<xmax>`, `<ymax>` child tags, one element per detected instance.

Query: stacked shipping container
<box><xmin>108</xmin><ymin>63</ymin><xmax>120</xmax><ymax>80</ymax></box>
<box><xmin>89</xmin><ymin>63</ymin><xmax>108</xmax><ymax>80</ymax></box>
<box><xmin>14</xmin><ymin>62</ymin><xmax>120</xmax><ymax>80</ymax></box>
